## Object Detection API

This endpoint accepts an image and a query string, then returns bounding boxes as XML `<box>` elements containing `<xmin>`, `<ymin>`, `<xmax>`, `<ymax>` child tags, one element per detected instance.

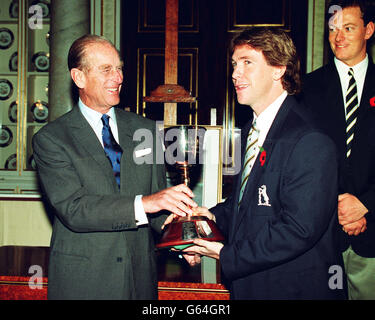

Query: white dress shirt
<box><xmin>334</xmin><ymin>54</ymin><xmax>368</xmax><ymax>116</ymax></box>
<box><xmin>247</xmin><ymin>90</ymin><xmax>288</xmax><ymax>173</ymax></box>
<box><xmin>78</xmin><ymin>98</ymin><xmax>148</xmax><ymax>226</ymax></box>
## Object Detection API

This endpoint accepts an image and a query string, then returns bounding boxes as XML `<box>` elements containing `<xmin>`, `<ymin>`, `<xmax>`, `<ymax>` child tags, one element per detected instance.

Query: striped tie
<box><xmin>345</xmin><ymin>68</ymin><xmax>359</xmax><ymax>158</ymax></box>
<box><xmin>239</xmin><ymin>121</ymin><xmax>259</xmax><ymax>205</ymax></box>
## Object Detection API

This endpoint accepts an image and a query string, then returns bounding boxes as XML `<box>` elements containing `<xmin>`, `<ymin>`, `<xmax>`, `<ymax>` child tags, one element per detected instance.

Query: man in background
<box><xmin>301</xmin><ymin>0</ymin><xmax>375</xmax><ymax>299</ymax></box>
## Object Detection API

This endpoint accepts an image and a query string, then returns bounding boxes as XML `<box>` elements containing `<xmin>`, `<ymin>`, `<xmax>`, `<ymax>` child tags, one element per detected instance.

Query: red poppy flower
<box><xmin>370</xmin><ymin>97</ymin><xmax>375</xmax><ymax>107</ymax></box>
<box><xmin>259</xmin><ymin>147</ymin><xmax>266</xmax><ymax>166</ymax></box>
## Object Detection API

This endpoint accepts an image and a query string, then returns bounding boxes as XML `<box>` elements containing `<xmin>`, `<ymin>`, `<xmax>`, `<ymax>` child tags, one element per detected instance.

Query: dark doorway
<box><xmin>121</xmin><ymin>0</ymin><xmax>308</xmax><ymax>127</ymax></box>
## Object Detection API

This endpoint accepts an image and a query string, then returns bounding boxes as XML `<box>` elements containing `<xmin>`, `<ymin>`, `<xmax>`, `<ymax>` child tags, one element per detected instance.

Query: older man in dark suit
<box><xmin>179</xmin><ymin>27</ymin><xmax>346</xmax><ymax>300</ymax></box>
<box><xmin>32</xmin><ymin>35</ymin><xmax>197</xmax><ymax>300</ymax></box>
<box><xmin>301</xmin><ymin>0</ymin><xmax>375</xmax><ymax>299</ymax></box>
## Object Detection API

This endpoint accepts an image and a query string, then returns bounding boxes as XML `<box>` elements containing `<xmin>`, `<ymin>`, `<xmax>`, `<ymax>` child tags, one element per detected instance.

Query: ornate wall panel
<box><xmin>122</xmin><ymin>0</ymin><xmax>308</xmax><ymax>196</ymax></box>
<box><xmin>0</xmin><ymin>0</ymin><xmax>51</xmax><ymax>193</ymax></box>
<box><xmin>137</xmin><ymin>48</ymin><xmax>198</xmax><ymax>123</ymax></box>
<box><xmin>138</xmin><ymin>0</ymin><xmax>198</xmax><ymax>32</ymax></box>
<box><xmin>228</xmin><ymin>0</ymin><xmax>291</xmax><ymax>31</ymax></box>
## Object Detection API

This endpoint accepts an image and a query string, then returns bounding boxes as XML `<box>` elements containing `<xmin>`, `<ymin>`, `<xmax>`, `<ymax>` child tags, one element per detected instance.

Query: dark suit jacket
<box><xmin>211</xmin><ymin>96</ymin><xmax>346</xmax><ymax>300</ymax></box>
<box><xmin>32</xmin><ymin>106</ymin><xmax>167</xmax><ymax>300</ymax></box>
<box><xmin>301</xmin><ymin>59</ymin><xmax>375</xmax><ymax>258</ymax></box>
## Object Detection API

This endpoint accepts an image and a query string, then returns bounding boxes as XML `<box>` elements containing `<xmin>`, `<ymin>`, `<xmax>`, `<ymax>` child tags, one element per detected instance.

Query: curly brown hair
<box><xmin>230</xmin><ymin>27</ymin><xmax>301</xmax><ymax>95</ymax></box>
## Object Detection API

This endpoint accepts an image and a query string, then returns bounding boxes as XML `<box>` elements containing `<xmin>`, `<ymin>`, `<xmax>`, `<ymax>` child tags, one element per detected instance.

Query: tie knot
<box><xmin>348</xmin><ymin>68</ymin><xmax>354</xmax><ymax>77</ymax></box>
<box><xmin>101</xmin><ymin>114</ymin><xmax>110</xmax><ymax>127</ymax></box>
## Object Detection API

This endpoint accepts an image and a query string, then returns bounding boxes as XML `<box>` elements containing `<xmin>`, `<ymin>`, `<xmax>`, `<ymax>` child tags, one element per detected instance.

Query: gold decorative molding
<box><xmin>138</xmin><ymin>0</ymin><xmax>199</xmax><ymax>33</ymax></box>
<box><xmin>306</xmin><ymin>0</ymin><xmax>326</xmax><ymax>73</ymax></box>
<box><xmin>227</xmin><ymin>0</ymin><xmax>291</xmax><ymax>32</ymax></box>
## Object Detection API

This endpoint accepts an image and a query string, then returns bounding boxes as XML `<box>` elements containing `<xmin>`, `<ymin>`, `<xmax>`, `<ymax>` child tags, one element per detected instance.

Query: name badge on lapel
<box><xmin>258</xmin><ymin>185</ymin><xmax>271</xmax><ymax>207</ymax></box>
<box><xmin>133</xmin><ymin>147</ymin><xmax>153</xmax><ymax>164</ymax></box>
<box><xmin>135</xmin><ymin>147</ymin><xmax>152</xmax><ymax>158</ymax></box>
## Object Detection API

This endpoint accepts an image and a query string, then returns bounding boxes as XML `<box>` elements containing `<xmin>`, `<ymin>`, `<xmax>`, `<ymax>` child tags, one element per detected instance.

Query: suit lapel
<box><xmin>357</xmin><ymin>60</ymin><xmax>375</xmax><ymax>119</ymax></box>
<box><xmin>231</xmin><ymin>119</ymin><xmax>253</xmax><ymax>208</ymax></box>
<box><xmin>350</xmin><ymin>60</ymin><xmax>375</xmax><ymax>165</ymax></box>
<box><xmin>115</xmin><ymin>108</ymin><xmax>140</xmax><ymax>193</ymax></box>
<box><xmin>68</xmin><ymin>107</ymin><xmax>119</xmax><ymax>191</ymax></box>
<box><xmin>230</xmin><ymin>96</ymin><xmax>294</xmax><ymax>239</ymax></box>
<box><xmin>308</xmin><ymin>62</ymin><xmax>347</xmax><ymax>176</ymax></box>
<box><xmin>325</xmin><ymin>63</ymin><xmax>347</xmax><ymax>152</ymax></box>
<box><xmin>359</xmin><ymin>60</ymin><xmax>375</xmax><ymax>109</ymax></box>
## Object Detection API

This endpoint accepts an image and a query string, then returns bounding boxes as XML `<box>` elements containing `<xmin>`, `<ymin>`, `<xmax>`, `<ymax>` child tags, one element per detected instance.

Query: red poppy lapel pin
<box><xmin>370</xmin><ymin>96</ymin><xmax>375</xmax><ymax>107</ymax></box>
<box><xmin>259</xmin><ymin>146</ymin><xmax>266</xmax><ymax>166</ymax></box>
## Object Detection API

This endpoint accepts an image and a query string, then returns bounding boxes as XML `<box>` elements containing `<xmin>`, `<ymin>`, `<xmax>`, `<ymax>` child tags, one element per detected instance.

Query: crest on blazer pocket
<box><xmin>258</xmin><ymin>185</ymin><xmax>271</xmax><ymax>207</ymax></box>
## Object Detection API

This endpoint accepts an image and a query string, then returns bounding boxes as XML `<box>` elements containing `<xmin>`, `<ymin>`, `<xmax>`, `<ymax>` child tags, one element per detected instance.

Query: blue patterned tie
<box><xmin>101</xmin><ymin>114</ymin><xmax>123</xmax><ymax>188</ymax></box>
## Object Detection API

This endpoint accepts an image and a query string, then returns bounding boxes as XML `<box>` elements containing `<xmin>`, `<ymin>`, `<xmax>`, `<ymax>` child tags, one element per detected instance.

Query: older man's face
<box><xmin>79</xmin><ymin>42</ymin><xmax>123</xmax><ymax>113</ymax></box>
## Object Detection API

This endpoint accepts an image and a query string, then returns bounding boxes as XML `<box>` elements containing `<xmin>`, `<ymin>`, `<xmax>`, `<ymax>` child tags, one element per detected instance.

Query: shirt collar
<box><xmin>78</xmin><ymin>98</ymin><xmax>117</xmax><ymax>127</ymax></box>
<box><xmin>252</xmin><ymin>90</ymin><xmax>287</xmax><ymax>147</ymax></box>
<box><xmin>253</xmin><ymin>90</ymin><xmax>288</xmax><ymax>134</ymax></box>
<box><xmin>334</xmin><ymin>54</ymin><xmax>368</xmax><ymax>79</ymax></box>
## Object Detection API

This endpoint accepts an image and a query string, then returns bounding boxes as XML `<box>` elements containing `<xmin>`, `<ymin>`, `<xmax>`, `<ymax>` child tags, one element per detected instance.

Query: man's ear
<box><xmin>365</xmin><ymin>21</ymin><xmax>374</xmax><ymax>40</ymax></box>
<box><xmin>70</xmin><ymin>68</ymin><xmax>86</xmax><ymax>89</ymax></box>
<box><xmin>273</xmin><ymin>65</ymin><xmax>286</xmax><ymax>81</ymax></box>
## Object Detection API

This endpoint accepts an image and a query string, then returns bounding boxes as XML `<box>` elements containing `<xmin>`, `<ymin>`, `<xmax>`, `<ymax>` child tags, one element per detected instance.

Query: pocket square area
<box><xmin>135</xmin><ymin>148</ymin><xmax>152</xmax><ymax>158</ymax></box>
